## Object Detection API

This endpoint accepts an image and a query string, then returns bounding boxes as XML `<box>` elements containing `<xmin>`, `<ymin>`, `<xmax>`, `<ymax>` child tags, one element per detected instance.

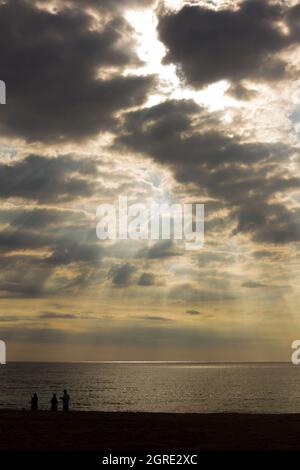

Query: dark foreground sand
<box><xmin>0</xmin><ymin>410</ymin><xmax>300</xmax><ymax>451</ymax></box>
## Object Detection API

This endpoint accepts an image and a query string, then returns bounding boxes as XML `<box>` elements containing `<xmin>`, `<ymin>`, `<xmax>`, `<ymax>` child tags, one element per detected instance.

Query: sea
<box><xmin>0</xmin><ymin>362</ymin><xmax>299</xmax><ymax>413</ymax></box>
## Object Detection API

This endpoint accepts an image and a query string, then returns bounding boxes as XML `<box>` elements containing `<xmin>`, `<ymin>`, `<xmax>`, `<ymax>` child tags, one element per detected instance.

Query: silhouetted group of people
<box><xmin>30</xmin><ymin>390</ymin><xmax>70</xmax><ymax>411</ymax></box>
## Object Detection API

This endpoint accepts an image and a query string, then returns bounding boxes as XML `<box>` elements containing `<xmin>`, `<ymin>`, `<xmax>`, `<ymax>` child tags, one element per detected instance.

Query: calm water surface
<box><xmin>0</xmin><ymin>362</ymin><xmax>299</xmax><ymax>413</ymax></box>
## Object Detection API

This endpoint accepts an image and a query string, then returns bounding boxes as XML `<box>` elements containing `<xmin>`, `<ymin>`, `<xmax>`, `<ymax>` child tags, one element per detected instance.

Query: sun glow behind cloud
<box><xmin>125</xmin><ymin>8</ymin><xmax>241</xmax><ymax>112</ymax></box>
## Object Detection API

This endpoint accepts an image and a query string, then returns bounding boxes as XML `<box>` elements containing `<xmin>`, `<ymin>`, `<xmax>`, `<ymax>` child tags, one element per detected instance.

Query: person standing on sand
<box><xmin>60</xmin><ymin>389</ymin><xmax>70</xmax><ymax>411</ymax></box>
<box><xmin>50</xmin><ymin>393</ymin><xmax>58</xmax><ymax>411</ymax></box>
<box><xmin>30</xmin><ymin>393</ymin><xmax>38</xmax><ymax>411</ymax></box>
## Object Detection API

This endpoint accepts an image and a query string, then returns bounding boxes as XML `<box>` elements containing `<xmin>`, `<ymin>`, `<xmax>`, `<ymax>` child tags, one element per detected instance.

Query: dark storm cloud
<box><xmin>0</xmin><ymin>207</ymin><xmax>88</xmax><ymax>230</ymax></box>
<box><xmin>0</xmin><ymin>255</ymin><xmax>98</xmax><ymax>298</ymax></box>
<box><xmin>0</xmin><ymin>262</ymin><xmax>52</xmax><ymax>298</ymax></box>
<box><xmin>0</xmin><ymin>154</ymin><xmax>98</xmax><ymax>202</ymax></box>
<box><xmin>0</xmin><ymin>204</ymin><xmax>102</xmax><ymax>298</ymax></box>
<box><xmin>116</xmin><ymin>99</ymin><xmax>300</xmax><ymax>244</ymax></box>
<box><xmin>0</xmin><ymin>0</ymin><xmax>154</xmax><ymax>142</ymax></box>
<box><xmin>158</xmin><ymin>0</ymin><xmax>300</xmax><ymax>89</ymax></box>
<box><xmin>0</xmin><ymin>207</ymin><xmax>98</xmax><ymax>259</ymax></box>
<box><xmin>109</xmin><ymin>263</ymin><xmax>136</xmax><ymax>286</ymax></box>
<box><xmin>234</xmin><ymin>203</ymin><xmax>300</xmax><ymax>244</ymax></box>
<box><xmin>138</xmin><ymin>272</ymin><xmax>155</xmax><ymax>286</ymax></box>
<box><xmin>117</xmin><ymin>100</ymin><xmax>279</xmax><ymax>169</ymax></box>
<box><xmin>0</xmin><ymin>225</ymin><xmax>102</xmax><ymax>264</ymax></box>
<box><xmin>45</xmin><ymin>243</ymin><xmax>102</xmax><ymax>267</ymax></box>
<box><xmin>0</xmin><ymin>230</ymin><xmax>49</xmax><ymax>254</ymax></box>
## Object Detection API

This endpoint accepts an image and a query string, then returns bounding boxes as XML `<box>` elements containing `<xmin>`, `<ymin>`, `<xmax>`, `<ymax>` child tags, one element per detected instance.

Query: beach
<box><xmin>0</xmin><ymin>410</ymin><xmax>300</xmax><ymax>451</ymax></box>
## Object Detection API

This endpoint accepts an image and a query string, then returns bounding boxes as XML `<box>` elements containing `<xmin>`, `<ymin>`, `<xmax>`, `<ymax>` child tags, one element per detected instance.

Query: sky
<box><xmin>0</xmin><ymin>0</ymin><xmax>300</xmax><ymax>361</ymax></box>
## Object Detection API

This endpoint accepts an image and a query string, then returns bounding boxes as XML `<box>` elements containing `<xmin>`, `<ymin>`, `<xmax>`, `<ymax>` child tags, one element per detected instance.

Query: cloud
<box><xmin>116</xmin><ymin>99</ymin><xmax>300</xmax><ymax>244</ymax></box>
<box><xmin>158</xmin><ymin>0</ymin><xmax>300</xmax><ymax>90</ymax></box>
<box><xmin>0</xmin><ymin>248</ymin><xmax>101</xmax><ymax>297</ymax></box>
<box><xmin>138</xmin><ymin>272</ymin><xmax>156</xmax><ymax>286</ymax></box>
<box><xmin>241</xmin><ymin>281</ymin><xmax>266</xmax><ymax>288</ymax></box>
<box><xmin>234</xmin><ymin>203</ymin><xmax>300</xmax><ymax>244</ymax></box>
<box><xmin>137</xmin><ymin>239</ymin><xmax>181</xmax><ymax>259</ymax></box>
<box><xmin>45</xmin><ymin>243</ymin><xmax>102</xmax><ymax>267</ymax></box>
<box><xmin>186</xmin><ymin>309</ymin><xmax>214</xmax><ymax>319</ymax></box>
<box><xmin>135</xmin><ymin>315</ymin><xmax>174</xmax><ymax>322</ymax></box>
<box><xmin>39</xmin><ymin>311</ymin><xmax>78</xmax><ymax>319</ymax></box>
<box><xmin>0</xmin><ymin>0</ymin><xmax>154</xmax><ymax>142</ymax></box>
<box><xmin>253</xmin><ymin>250</ymin><xmax>278</xmax><ymax>259</ymax></box>
<box><xmin>109</xmin><ymin>263</ymin><xmax>136</xmax><ymax>286</ymax></box>
<box><xmin>0</xmin><ymin>263</ymin><xmax>51</xmax><ymax>298</ymax></box>
<box><xmin>241</xmin><ymin>280</ymin><xmax>290</xmax><ymax>290</ymax></box>
<box><xmin>0</xmin><ymin>202</ymin><xmax>103</xmax><ymax>298</ymax></box>
<box><xmin>186</xmin><ymin>309</ymin><xmax>202</xmax><ymax>315</ymax></box>
<box><xmin>116</xmin><ymin>99</ymin><xmax>284</xmax><ymax>170</ymax></box>
<box><xmin>0</xmin><ymin>257</ymin><xmax>92</xmax><ymax>298</ymax></box>
<box><xmin>169</xmin><ymin>284</ymin><xmax>235</xmax><ymax>302</ymax></box>
<box><xmin>0</xmin><ymin>154</ymin><xmax>99</xmax><ymax>202</ymax></box>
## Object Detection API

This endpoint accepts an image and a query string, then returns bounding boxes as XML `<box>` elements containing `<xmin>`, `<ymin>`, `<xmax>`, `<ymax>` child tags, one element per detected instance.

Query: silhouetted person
<box><xmin>51</xmin><ymin>393</ymin><xmax>58</xmax><ymax>412</ymax></box>
<box><xmin>60</xmin><ymin>389</ymin><xmax>70</xmax><ymax>411</ymax></box>
<box><xmin>30</xmin><ymin>393</ymin><xmax>38</xmax><ymax>411</ymax></box>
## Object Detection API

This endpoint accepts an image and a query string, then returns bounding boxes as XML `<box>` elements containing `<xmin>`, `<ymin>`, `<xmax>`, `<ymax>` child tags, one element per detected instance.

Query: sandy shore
<box><xmin>0</xmin><ymin>410</ymin><xmax>300</xmax><ymax>451</ymax></box>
